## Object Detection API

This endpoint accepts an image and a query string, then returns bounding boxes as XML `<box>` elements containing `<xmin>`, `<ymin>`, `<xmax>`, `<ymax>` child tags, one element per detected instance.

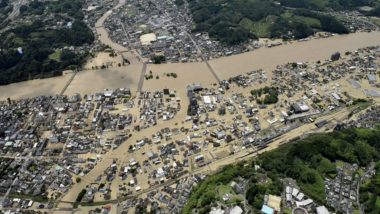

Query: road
<box><xmin>60</xmin><ymin>71</ymin><xmax>78</xmax><ymax>95</ymax></box>
<box><xmin>356</xmin><ymin>163</ymin><xmax>376</xmax><ymax>214</ymax></box>
<box><xmin>0</xmin><ymin>176</ymin><xmax>19</xmax><ymax>209</ymax></box>
<box><xmin>137</xmin><ymin>63</ymin><xmax>147</xmax><ymax>93</ymax></box>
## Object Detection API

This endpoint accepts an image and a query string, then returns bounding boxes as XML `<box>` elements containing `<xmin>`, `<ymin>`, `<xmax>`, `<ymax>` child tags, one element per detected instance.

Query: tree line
<box><xmin>187</xmin><ymin>0</ymin><xmax>353</xmax><ymax>45</ymax></box>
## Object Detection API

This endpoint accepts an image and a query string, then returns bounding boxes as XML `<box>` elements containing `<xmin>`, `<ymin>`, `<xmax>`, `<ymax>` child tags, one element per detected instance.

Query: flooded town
<box><xmin>1</xmin><ymin>0</ymin><xmax>380</xmax><ymax>213</ymax></box>
<box><xmin>101</xmin><ymin>0</ymin><xmax>380</xmax><ymax>63</ymax></box>
<box><xmin>0</xmin><ymin>45</ymin><xmax>379</xmax><ymax>213</ymax></box>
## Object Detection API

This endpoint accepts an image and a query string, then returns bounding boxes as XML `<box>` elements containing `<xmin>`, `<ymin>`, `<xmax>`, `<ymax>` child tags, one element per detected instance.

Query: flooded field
<box><xmin>143</xmin><ymin>62</ymin><xmax>218</xmax><ymax>98</ymax></box>
<box><xmin>83</xmin><ymin>52</ymin><xmax>124</xmax><ymax>70</ymax></box>
<box><xmin>0</xmin><ymin>72</ymin><xmax>72</xmax><ymax>100</ymax></box>
<box><xmin>64</xmin><ymin>65</ymin><xmax>142</xmax><ymax>96</ymax></box>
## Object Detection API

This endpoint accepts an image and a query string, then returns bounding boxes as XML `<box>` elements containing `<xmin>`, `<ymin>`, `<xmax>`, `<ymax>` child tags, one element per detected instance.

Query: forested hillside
<box><xmin>0</xmin><ymin>0</ymin><xmax>12</xmax><ymax>23</ymax></box>
<box><xmin>0</xmin><ymin>0</ymin><xmax>94</xmax><ymax>85</ymax></box>
<box><xmin>187</xmin><ymin>0</ymin><xmax>380</xmax><ymax>45</ymax></box>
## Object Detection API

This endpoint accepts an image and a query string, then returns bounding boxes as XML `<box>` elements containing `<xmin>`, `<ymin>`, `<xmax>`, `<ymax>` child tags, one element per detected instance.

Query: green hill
<box><xmin>186</xmin><ymin>0</ymin><xmax>380</xmax><ymax>45</ymax></box>
<box><xmin>0</xmin><ymin>0</ymin><xmax>94</xmax><ymax>85</ymax></box>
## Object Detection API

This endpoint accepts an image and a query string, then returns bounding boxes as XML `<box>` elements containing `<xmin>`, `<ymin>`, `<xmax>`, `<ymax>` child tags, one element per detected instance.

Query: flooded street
<box><xmin>95</xmin><ymin>0</ymin><xmax>141</xmax><ymax>64</ymax></box>
<box><xmin>2</xmin><ymin>0</ymin><xmax>380</xmax><ymax>212</ymax></box>
<box><xmin>95</xmin><ymin>0</ymin><xmax>127</xmax><ymax>52</ymax></box>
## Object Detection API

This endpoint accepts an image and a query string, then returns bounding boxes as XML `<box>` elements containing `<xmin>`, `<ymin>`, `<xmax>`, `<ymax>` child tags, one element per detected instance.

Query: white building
<box><xmin>316</xmin><ymin>206</ymin><xmax>329</xmax><ymax>214</ymax></box>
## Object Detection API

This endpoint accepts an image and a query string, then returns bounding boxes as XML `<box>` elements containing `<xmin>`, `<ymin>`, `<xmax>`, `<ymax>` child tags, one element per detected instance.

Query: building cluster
<box><xmin>281</xmin><ymin>185</ymin><xmax>329</xmax><ymax>214</ymax></box>
<box><xmin>324</xmin><ymin>162</ymin><xmax>375</xmax><ymax>213</ymax></box>
<box><xmin>0</xmin><ymin>158</ymin><xmax>72</xmax><ymax>210</ymax></box>
<box><xmin>270</xmin><ymin>46</ymin><xmax>380</xmax><ymax>117</ymax></box>
<box><xmin>344</xmin><ymin>105</ymin><xmax>380</xmax><ymax>129</ymax></box>
<box><xmin>228</xmin><ymin>69</ymin><xmax>268</xmax><ymax>88</ymax></box>
<box><xmin>0</xmin><ymin>45</ymin><xmax>379</xmax><ymax>213</ymax></box>
<box><xmin>137</xmin><ymin>90</ymin><xmax>181</xmax><ymax>130</ymax></box>
<box><xmin>83</xmin><ymin>0</ymin><xmax>117</xmax><ymax>30</ymax></box>
<box><xmin>326</xmin><ymin>10</ymin><xmax>379</xmax><ymax>33</ymax></box>
<box><xmin>324</xmin><ymin>163</ymin><xmax>359</xmax><ymax>213</ymax></box>
<box><xmin>122</xmin><ymin>174</ymin><xmax>206</xmax><ymax>213</ymax></box>
<box><xmin>101</xmin><ymin>0</ymin><xmax>380</xmax><ymax>64</ymax></box>
<box><xmin>0</xmin><ymin>89</ymin><xmax>144</xmax><ymax>209</ymax></box>
<box><xmin>103</xmin><ymin>0</ymin><xmax>254</xmax><ymax>63</ymax></box>
<box><xmin>208</xmin><ymin>179</ymin><xmax>247</xmax><ymax>214</ymax></box>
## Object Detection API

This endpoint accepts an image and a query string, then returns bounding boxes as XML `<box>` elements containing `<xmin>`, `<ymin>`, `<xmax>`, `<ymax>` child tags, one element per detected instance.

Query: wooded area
<box><xmin>0</xmin><ymin>0</ymin><xmax>94</xmax><ymax>85</ymax></box>
<box><xmin>186</xmin><ymin>0</ymin><xmax>380</xmax><ymax>44</ymax></box>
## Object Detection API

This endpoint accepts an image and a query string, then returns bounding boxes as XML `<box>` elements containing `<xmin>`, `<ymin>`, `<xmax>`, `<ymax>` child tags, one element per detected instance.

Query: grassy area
<box><xmin>372</xmin><ymin>18</ymin><xmax>380</xmax><ymax>27</ymax></box>
<box><xmin>216</xmin><ymin>185</ymin><xmax>244</xmax><ymax>204</ymax></box>
<box><xmin>239</xmin><ymin>13</ymin><xmax>322</xmax><ymax>38</ymax></box>
<box><xmin>8</xmin><ymin>193</ymin><xmax>48</xmax><ymax>203</ymax></box>
<box><xmin>353</xmin><ymin>100</ymin><xmax>373</xmax><ymax>111</ymax></box>
<box><xmin>280</xmin><ymin>10</ymin><xmax>322</xmax><ymax>29</ymax></box>
<box><xmin>281</xmin><ymin>10</ymin><xmax>293</xmax><ymax>19</ymax></box>
<box><xmin>125</xmin><ymin>7</ymin><xmax>136</xmax><ymax>18</ymax></box>
<box><xmin>217</xmin><ymin>184</ymin><xmax>232</xmax><ymax>196</ymax></box>
<box><xmin>356</xmin><ymin>168</ymin><xmax>365</xmax><ymax>176</ymax></box>
<box><xmin>336</xmin><ymin>160</ymin><xmax>345</xmax><ymax>168</ymax></box>
<box><xmin>284</xmin><ymin>208</ymin><xmax>292</xmax><ymax>214</ymax></box>
<box><xmin>310</xmin><ymin>0</ymin><xmax>330</xmax><ymax>9</ymax></box>
<box><xmin>48</xmin><ymin>50</ymin><xmax>62</xmax><ymax>62</ymax></box>
<box><xmin>12</xmin><ymin>37</ymin><xmax>25</xmax><ymax>46</ymax></box>
<box><xmin>348</xmin><ymin>99</ymin><xmax>374</xmax><ymax>118</ymax></box>
<box><xmin>80</xmin><ymin>200</ymin><xmax>115</xmax><ymax>206</ymax></box>
<box><xmin>239</xmin><ymin>17</ymin><xmax>272</xmax><ymax>38</ymax></box>
<box><xmin>361</xmin><ymin>178</ymin><xmax>372</xmax><ymax>187</ymax></box>
<box><xmin>376</xmin><ymin>197</ymin><xmax>380</xmax><ymax>207</ymax></box>
<box><xmin>299</xmin><ymin>172</ymin><xmax>326</xmax><ymax>203</ymax></box>
<box><xmin>293</xmin><ymin>15</ymin><xmax>322</xmax><ymax>28</ymax></box>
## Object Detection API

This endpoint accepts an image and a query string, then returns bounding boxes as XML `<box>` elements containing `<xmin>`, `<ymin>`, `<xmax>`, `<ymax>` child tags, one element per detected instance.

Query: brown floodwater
<box><xmin>1</xmin><ymin>2</ymin><xmax>379</xmax><ymax>101</ymax></box>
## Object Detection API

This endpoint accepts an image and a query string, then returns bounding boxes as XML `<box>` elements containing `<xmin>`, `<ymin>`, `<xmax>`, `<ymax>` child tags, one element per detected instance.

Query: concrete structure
<box><xmin>292</xmin><ymin>207</ymin><xmax>308</xmax><ymax>214</ymax></box>
<box><xmin>229</xmin><ymin>206</ymin><xmax>243</xmax><ymax>214</ymax></box>
<box><xmin>292</xmin><ymin>103</ymin><xmax>309</xmax><ymax>113</ymax></box>
<box><xmin>316</xmin><ymin>206</ymin><xmax>329</xmax><ymax>214</ymax></box>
